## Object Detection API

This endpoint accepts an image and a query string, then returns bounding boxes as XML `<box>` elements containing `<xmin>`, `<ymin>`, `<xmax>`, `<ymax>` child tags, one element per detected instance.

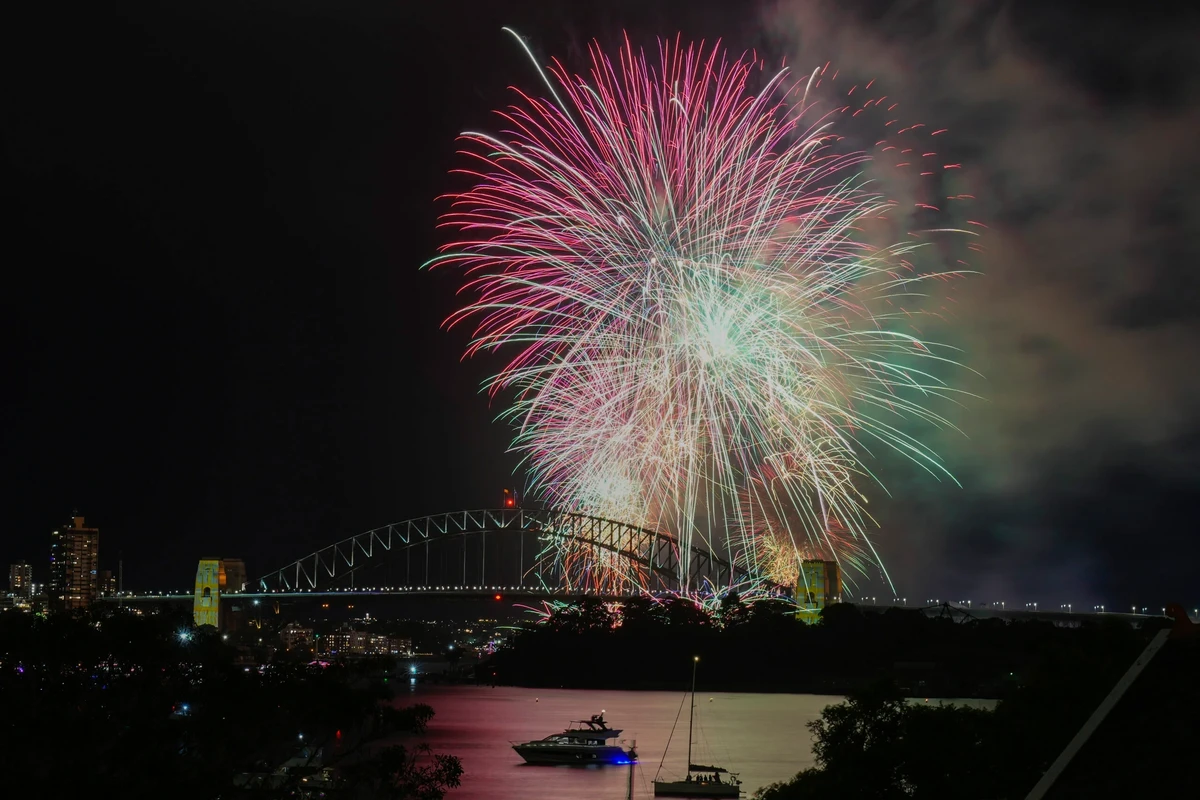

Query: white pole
<box><xmin>1024</xmin><ymin>628</ymin><xmax>1171</xmax><ymax>800</ymax></box>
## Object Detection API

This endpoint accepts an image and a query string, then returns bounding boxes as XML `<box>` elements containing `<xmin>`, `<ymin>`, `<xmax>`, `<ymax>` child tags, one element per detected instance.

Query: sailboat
<box><xmin>653</xmin><ymin>656</ymin><xmax>742</xmax><ymax>798</ymax></box>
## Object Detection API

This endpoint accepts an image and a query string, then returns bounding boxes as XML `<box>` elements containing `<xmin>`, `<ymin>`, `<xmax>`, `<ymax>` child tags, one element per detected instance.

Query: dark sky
<box><xmin>3</xmin><ymin>1</ymin><xmax>1197</xmax><ymax>606</ymax></box>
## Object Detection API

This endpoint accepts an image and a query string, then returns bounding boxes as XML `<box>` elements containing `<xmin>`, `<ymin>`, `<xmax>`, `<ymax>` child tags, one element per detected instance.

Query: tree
<box><xmin>618</xmin><ymin>595</ymin><xmax>665</xmax><ymax>632</ymax></box>
<box><xmin>756</xmin><ymin>682</ymin><xmax>1000</xmax><ymax>800</ymax></box>
<box><xmin>0</xmin><ymin>607</ymin><xmax>462</xmax><ymax>800</ymax></box>
<box><xmin>717</xmin><ymin>591</ymin><xmax>751</xmax><ymax>629</ymax></box>
<box><xmin>744</xmin><ymin>597</ymin><xmax>795</xmax><ymax>631</ymax></box>
<box><xmin>549</xmin><ymin>597</ymin><xmax>616</xmax><ymax>633</ymax></box>
<box><xmin>818</xmin><ymin>601</ymin><xmax>865</xmax><ymax>629</ymax></box>
<box><xmin>662</xmin><ymin>597</ymin><xmax>713</xmax><ymax>628</ymax></box>
<box><xmin>335</xmin><ymin>744</ymin><xmax>463</xmax><ymax>800</ymax></box>
<box><xmin>802</xmin><ymin>682</ymin><xmax>909</xmax><ymax>799</ymax></box>
<box><xmin>376</xmin><ymin>703</ymin><xmax>436</xmax><ymax>736</ymax></box>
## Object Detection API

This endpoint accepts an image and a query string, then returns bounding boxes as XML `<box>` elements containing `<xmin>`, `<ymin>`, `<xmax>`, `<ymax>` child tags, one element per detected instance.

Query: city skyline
<box><xmin>3</xmin><ymin>1</ymin><xmax>1198</xmax><ymax>604</ymax></box>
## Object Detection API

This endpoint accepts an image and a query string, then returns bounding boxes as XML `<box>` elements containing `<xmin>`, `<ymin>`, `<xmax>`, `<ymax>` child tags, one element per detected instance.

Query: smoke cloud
<box><xmin>766</xmin><ymin>0</ymin><xmax>1200</xmax><ymax>603</ymax></box>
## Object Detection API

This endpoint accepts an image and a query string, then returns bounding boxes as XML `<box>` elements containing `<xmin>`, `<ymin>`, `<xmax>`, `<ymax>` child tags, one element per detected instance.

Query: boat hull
<box><xmin>653</xmin><ymin>779</ymin><xmax>741</xmax><ymax>797</ymax></box>
<box><xmin>513</xmin><ymin>744</ymin><xmax>633</xmax><ymax>765</ymax></box>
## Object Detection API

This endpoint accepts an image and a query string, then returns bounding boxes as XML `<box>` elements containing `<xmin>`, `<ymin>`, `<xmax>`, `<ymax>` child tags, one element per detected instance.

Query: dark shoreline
<box><xmin>474</xmin><ymin>676</ymin><xmax>1003</xmax><ymax>700</ymax></box>
<box><xmin>470</xmin><ymin>599</ymin><xmax>1167</xmax><ymax>703</ymax></box>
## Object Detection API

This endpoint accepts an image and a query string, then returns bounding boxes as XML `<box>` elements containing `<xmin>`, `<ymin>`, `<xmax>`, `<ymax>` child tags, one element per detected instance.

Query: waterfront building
<box><xmin>320</xmin><ymin>626</ymin><xmax>412</xmax><ymax>657</ymax></box>
<box><xmin>281</xmin><ymin>622</ymin><xmax>314</xmax><ymax>651</ymax></box>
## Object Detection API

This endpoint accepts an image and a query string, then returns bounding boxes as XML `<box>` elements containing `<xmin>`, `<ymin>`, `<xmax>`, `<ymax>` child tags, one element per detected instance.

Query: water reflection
<box><xmin>399</xmin><ymin>686</ymin><xmax>833</xmax><ymax>799</ymax></box>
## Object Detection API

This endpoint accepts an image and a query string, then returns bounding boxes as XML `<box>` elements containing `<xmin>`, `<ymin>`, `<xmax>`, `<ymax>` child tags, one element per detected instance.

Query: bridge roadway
<box><xmin>102</xmin><ymin>586</ymin><xmax>694</xmax><ymax>602</ymax></box>
<box><xmin>104</xmin><ymin>591</ymin><xmax>1170</xmax><ymax>625</ymax></box>
<box><xmin>894</xmin><ymin>603</ymin><xmax>1167</xmax><ymax>626</ymax></box>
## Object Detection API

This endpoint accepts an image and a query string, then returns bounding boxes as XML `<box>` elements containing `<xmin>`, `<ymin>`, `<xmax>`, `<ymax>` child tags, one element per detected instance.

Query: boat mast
<box><xmin>687</xmin><ymin>655</ymin><xmax>698</xmax><ymax>775</ymax></box>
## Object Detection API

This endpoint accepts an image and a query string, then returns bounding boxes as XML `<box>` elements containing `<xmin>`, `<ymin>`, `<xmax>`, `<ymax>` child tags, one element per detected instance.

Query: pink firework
<box><xmin>428</xmin><ymin>31</ymin><xmax>976</xmax><ymax>595</ymax></box>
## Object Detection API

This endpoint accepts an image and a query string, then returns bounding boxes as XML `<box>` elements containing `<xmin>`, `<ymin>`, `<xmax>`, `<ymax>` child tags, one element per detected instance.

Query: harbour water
<box><xmin>399</xmin><ymin>685</ymin><xmax>996</xmax><ymax>799</ymax></box>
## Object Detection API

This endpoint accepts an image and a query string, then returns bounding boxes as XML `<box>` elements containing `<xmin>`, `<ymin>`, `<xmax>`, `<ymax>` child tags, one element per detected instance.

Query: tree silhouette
<box><xmin>0</xmin><ymin>606</ymin><xmax>461</xmax><ymax>800</ymax></box>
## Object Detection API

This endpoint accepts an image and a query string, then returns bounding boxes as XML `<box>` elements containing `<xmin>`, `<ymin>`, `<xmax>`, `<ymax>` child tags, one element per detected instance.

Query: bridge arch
<box><xmin>255</xmin><ymin>508</ymin><xmax>753</xmax><ymax>595</ymax></box>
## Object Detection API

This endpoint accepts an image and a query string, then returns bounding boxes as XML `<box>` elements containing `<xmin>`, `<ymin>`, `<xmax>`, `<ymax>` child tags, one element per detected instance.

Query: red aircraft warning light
<box><xmin>503</xmin><ymin>488</ymin><xmax>516</xmax><ymax>507</ymax></box>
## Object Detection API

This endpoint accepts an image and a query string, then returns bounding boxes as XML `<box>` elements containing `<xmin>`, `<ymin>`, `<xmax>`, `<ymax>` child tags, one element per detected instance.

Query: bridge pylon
<box><xmin>192</xmin><ymin>557</ymin><xmax>248</xmax><ymax>631</ymax></box>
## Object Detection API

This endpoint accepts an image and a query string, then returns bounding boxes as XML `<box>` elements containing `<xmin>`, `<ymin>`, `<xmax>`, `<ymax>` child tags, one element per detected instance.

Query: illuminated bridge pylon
<box><xmin>255</xmin><ymin>508</ymin><xmax>756</xmax><ymax>596</ymax></box>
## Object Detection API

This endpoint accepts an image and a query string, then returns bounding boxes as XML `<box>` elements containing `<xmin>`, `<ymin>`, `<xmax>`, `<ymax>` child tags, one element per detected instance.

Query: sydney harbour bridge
<box><xmin>130</xmin><ymin>507</ymin><xmax>778</xmax><ymax>606</ymax></box>
<box><xmin>253</xmin><ymin>506</ymin><xmax>756</xmax><ymax>598</ymax></box>
<box><xmin>114</xmin><ymin>504</ymin><xmax>1169</xmax><ymax>629</ymax></box>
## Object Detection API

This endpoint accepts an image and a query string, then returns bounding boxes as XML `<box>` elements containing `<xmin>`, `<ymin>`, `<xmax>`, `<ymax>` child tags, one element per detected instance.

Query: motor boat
<box><xmin>513</xmin><ymin>712</ymin><xmax>637</xmax><ymax>765</ymax></box>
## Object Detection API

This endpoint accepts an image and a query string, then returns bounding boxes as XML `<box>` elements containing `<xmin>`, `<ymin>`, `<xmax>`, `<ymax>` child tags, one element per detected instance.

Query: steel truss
<box><xmin>255</xmin><ymin>508</ymin><xmax>749</xmax><ymax>594</ymax></box>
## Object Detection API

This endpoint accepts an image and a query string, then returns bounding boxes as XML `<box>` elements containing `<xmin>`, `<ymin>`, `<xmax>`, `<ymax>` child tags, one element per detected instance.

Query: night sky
<box><xmin>3</xmin><ymin>1</ymin><xmax>1197</xmax><ymax>606</ymax></box>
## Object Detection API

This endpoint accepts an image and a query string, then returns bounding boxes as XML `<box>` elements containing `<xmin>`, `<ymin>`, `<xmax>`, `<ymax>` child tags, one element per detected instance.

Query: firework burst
<box><xmin>429</xmin><ymin>31</ymin><xmax>977</xmax><ymax>595</ymax></box>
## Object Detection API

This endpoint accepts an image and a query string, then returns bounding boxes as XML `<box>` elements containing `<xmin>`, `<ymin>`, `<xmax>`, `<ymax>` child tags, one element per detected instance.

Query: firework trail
<box><xmin>429</xmin><ymin>32</ymin><xmax>977</xmax><ymax>595</ymax></box>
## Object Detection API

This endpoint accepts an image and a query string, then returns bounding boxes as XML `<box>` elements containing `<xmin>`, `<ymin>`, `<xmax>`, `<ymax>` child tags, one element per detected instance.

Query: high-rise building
<box><xmin>49</xmin><ymin>516</ymin><xmax>100</xmax><ymax>613</ymax></box>
<box><xmin>99</xmin><ymin>569</ymin><xmax>117</xmax><ymax>596</ymax></box>
<box><xmin>8</xmin><ymin>563</ymin><xmax>33</xmax><ymax>598</ymax></box>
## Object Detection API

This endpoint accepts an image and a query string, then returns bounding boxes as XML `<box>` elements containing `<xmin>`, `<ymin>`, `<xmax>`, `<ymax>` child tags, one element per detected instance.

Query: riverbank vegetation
<box><xmin>0</xmin><ymin>607</ymin><xmax>461</xmax><ymax>799</ymax></box>
<box><xmin>755</xmin><ymin>622</ymin><xmax>1197</xmax><ymax>800</ymax></box>
<box><xmin>483</xmin><ymin>596</ymin><xmax>1157</xmax><ymax>698</ymax></box>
